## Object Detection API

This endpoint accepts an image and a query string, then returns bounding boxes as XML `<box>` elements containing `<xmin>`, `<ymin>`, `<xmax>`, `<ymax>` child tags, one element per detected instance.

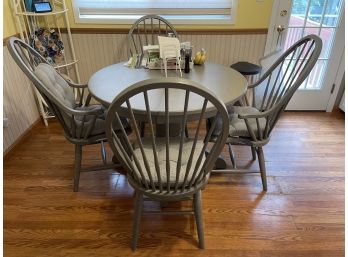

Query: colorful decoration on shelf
<box><xmin>29</xmin><ymin>28</ymin><xmax>64</xmax><ymax>65</ymax></box>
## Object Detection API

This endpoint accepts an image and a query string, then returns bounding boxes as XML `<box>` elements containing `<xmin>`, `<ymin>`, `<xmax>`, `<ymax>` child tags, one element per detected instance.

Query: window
<box><xmin>72</xmin><ymin>0</ymin><xmax>237</xmax><ymax>24</ymax></box>
<box><xmin>291</xmin><ymin>0</ymin><xmax>342</xmax><ymax>26</ymax></box>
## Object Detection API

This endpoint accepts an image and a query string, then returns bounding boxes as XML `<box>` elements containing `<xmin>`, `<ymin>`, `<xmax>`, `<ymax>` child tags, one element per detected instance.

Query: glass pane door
<box><xmin>285</xmin><ymin>0</ymin><xmax>344</xmax><ymax>89</ymax></box>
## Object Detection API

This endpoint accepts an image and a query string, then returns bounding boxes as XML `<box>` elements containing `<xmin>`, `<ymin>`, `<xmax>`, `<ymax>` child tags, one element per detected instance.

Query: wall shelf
<box><xmin>16</xmin><ymin>9</ymin><xmax>68</xmax><ymax>16</ymax></box>
<box><xmin>54</xmin><ymin>59</ymin><xmax>79</xmax><ymax>69</ymax></box>
<box><xmin>12</xmin><ymin>0</ymin><xmax>81</xmax><ymax>126</ymax></box>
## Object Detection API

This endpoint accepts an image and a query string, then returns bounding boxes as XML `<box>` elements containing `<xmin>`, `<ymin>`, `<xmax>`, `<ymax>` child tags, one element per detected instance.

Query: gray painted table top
<box><xmin>88</xmin><ymin>62</ymin><xmax>248</xmax><ymax>115</ymax></box>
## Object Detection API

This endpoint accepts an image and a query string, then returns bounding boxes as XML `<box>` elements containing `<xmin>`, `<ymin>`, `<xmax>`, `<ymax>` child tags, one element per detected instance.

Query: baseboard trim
<box><xmin>4</xmin><ymin>118</ymin><xmax>42</xmax><ymax>160</ymax></box>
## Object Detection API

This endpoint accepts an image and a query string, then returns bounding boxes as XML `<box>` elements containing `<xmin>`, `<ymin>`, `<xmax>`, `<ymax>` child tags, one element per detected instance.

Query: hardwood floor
<box><xmin>4</xmin><ymin>111</ymin><xmax>345</xmax><ymax>257</ymax></box>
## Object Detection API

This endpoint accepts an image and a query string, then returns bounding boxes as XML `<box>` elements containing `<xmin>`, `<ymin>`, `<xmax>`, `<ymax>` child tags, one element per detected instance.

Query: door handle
<box><xmin>276</xmin><ymin>25</ymin><xmax>286</xmax><ymax>49</ymax></box>
<box><xmin>277</xmin><ymin>25</ymin><xmax>285</xmax><ymax>33</ymax></box>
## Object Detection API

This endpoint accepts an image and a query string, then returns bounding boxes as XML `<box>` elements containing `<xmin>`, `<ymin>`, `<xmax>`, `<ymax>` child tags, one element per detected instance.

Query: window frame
<box><xmin>72</xmin><ymin>0</ymin><xmax>238</xmax><ymax>25</ymax></box>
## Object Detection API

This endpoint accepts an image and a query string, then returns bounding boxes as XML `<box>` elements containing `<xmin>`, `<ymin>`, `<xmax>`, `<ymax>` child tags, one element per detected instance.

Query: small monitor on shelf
<box><xmin>33</xmin><ymin>1</ymin><xmax>52</xmax><ymax>13</ymax></box>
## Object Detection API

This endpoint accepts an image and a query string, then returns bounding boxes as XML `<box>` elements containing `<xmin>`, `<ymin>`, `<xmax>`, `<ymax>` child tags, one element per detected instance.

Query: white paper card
<box><xmin>158</xmin><ymin>36</ymin><xmax>181</xmax><ymax>58</ymax></box>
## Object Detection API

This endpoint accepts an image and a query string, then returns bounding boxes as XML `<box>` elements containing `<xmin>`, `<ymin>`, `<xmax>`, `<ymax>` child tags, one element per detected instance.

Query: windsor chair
<box><xmin>212</xmin><ymin>34</ymin><xmax>322</xmax><ymax>191</ymax></box>
<box><xmin>7</xmin><ymin>37</ymin><xmax>130</xmax><ymax>192</ymax></box>
<box><xmin>129</xmin><ymin>15</ymin><xmax>181</xmax><ymax>137</ymax></box>
<box><xmin>105</xmin><ymin>79</ymin><xmax>229</xmax><ymax>250</ymax></box>
<box><xmin>128</xmin><ymin>14</ymin><xmax>179</xmax><ymax>56</ymax></box>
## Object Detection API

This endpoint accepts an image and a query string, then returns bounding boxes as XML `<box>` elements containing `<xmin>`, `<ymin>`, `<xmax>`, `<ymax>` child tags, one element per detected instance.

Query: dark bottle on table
<box><xmin>184</xmin><ymin>53</ymin><xmax>190</xmax><ymax>73</ymax></box>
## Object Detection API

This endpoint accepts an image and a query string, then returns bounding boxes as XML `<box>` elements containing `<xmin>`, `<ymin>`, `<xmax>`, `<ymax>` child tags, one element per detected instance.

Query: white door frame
<box><xmin>325</xmin><ymin>35</ymin><xmax>345</xmax><ymax>111</ymax></box>
<box><xmin>264</xmin><ymin>0</ymin><xmax>345</xmax><ymax>112</ymax></box>
<box><xmin>264</xmin><ymin>1</ymin><xmax>292</xmax><ymax>57</ymax></box>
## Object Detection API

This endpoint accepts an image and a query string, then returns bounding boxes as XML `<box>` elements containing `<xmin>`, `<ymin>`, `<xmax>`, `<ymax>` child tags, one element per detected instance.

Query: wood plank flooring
<box><xmin>4</xmin><ymin>111</ymin><xmax>345</xmax><ymax>257</ymax></box>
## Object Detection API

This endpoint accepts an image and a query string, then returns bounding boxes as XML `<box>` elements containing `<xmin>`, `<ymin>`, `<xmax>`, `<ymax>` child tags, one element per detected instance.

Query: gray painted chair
<box><xmin>7</xmin><ymin>37</ymin><xmax>129</xmax><ymax>192</ymax></box>
<box><xmin>212</xmin><ymin>34</ymin><xmax>322</xmax><ymax>191</ymax></box>
<box><xmin>128</xmin><ymin>14</ymin><xmax>179</xmax><ymax>57</ymax></box>
<box><xmin>105</xmin><ymin>79</ymin><xmax>229</xmax><ymax>250</ymax></box>
<box><xmin>129</xmin><ymin>15</ymin><xmax>180</xmax><ymax>137</ymax></box>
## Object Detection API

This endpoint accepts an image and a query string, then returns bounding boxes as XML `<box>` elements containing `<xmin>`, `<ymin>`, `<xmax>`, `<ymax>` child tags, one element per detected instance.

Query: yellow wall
<box><xmin>3</xmin><ymin>0</ymin><xmax>18</xmax><ymax>38</ymax></box>
<box><xmin>4</xmin><ymin>0</ymin><xmax>274</xmax><ymax>38</ymax></box>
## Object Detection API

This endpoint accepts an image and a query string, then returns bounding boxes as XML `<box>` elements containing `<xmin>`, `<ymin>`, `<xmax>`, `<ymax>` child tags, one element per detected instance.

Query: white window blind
<box><xmin>72</xmin><ymin>0</ymin><xmax>237</xmax><ymax>24</ymax></box>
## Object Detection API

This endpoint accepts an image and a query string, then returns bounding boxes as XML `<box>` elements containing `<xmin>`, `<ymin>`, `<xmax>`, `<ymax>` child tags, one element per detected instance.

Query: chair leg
<box><xmin>185</xmin><ymin>125</ymin><xmax>189</xmax><ymax>138</ymax></box>
<box><xmin>160</xmin><ymin>201</ymin><xmax>169</xmax><ymax>208</ymax></box>
<box><xmin>257</xmin><ymin>147</ymin><xmax>267</xmax><ymax>191</ymax></box>
<box><xmin>140</xmin><ymin>122</ymin><xmax>145</xmax><ymax>137</ymax></box>
<box><xmin>131</xmin><ymin>192</ymin><xmax>143</xmax><ymax>251</ymax></box>
<box><xmin>73</xmin><ymin>144</ymin><xmax>82</xmax><ymax>192</ymax></box>
<box><xmin>100</xmin><ymin>141</ymin><xmax>107</xmax><ymax>165</ymax></box>
<box><xmin>193</xmin><ymin>190</ymin><xmax>205</xmax><ymax>249</ymax></box>
<box><xmin>251</xmin><ymin>146</ymin><xmax>257</xmax><ymax>161</ymax></box>
<box><xmin>228</xmin><ymin>143</ymin><xmax>237</xmax><ymax>169</ymax></box>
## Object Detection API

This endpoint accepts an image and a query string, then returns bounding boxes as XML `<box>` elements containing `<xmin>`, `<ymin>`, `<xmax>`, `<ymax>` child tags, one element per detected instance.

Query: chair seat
<box><xmin>230</xmin><ymin>61</ymin><xmax>262</xmax><ymax>76</ymax></box>
<box><xmin>228</xmin><ymin>106</ymin><xmax>266</xmax><ymax>137</ymax></box>
<box><xmin>75</xmin><ymin>105</ymin><xmax>131</xmax><ymax>137</ymax></box>
<box><xmin>212</xmin><ymin>106</ymin><xmax>266</xmax><ymax>138</ymax></box>
<box><xmin>132</xmin><ymin>138</ymin><xmax>205</xmax><ymax>186</ymax></box>
<box><xmin>74</xmin><ymin>105</ymin><xmax>104</xmax><ymax>136</ymax></box>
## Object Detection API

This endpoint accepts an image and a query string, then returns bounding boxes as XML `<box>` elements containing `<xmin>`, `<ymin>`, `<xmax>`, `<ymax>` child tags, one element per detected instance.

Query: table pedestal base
<box><xmin>214</xmin><ymin>156</ymin><xmax>227</xmax><ymax>169</ymax></box>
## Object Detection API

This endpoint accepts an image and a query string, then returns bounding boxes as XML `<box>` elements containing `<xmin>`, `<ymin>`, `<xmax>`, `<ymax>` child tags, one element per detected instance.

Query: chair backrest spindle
<box><xmin>250</xmin><ymin>35</ymin><xmax>322</xmax><ymax>140</ymax></box>
<box><xmin>106</xmin><ymin>79</ymin><xmax>229</xmax><ymax>198</ymax></box>
<box><xmin>128</xmin><ymin>15</ymin><xmax>179</xmax><ymax>57</ymax></box>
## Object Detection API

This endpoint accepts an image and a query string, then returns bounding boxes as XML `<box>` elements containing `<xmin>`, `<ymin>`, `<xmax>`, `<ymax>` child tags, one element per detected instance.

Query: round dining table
<box><xmin>88</xmin><ymin>62</ymin><xmax>248</xmax><ymax>109</ymax></box>
<box><xmin>88</xmin><ymin>61</ymin><xmax>248</xmax><ymax>169</ymax></box>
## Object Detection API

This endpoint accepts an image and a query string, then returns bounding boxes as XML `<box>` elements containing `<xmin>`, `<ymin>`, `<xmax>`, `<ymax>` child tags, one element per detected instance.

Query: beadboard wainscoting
<box><xmin>3</xmin><ymin>46</ymin><xmax>40</xmax><ymax>154</ymax></box>
<box><xmin>71</xmin><ymin>33</ymin><xmax>267</xmax><ymax>83</ymax></box>
<box><xmin>3</xmin><ymin>32</ymin><xmax>267</xmax><ymax>154</ymax></box>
